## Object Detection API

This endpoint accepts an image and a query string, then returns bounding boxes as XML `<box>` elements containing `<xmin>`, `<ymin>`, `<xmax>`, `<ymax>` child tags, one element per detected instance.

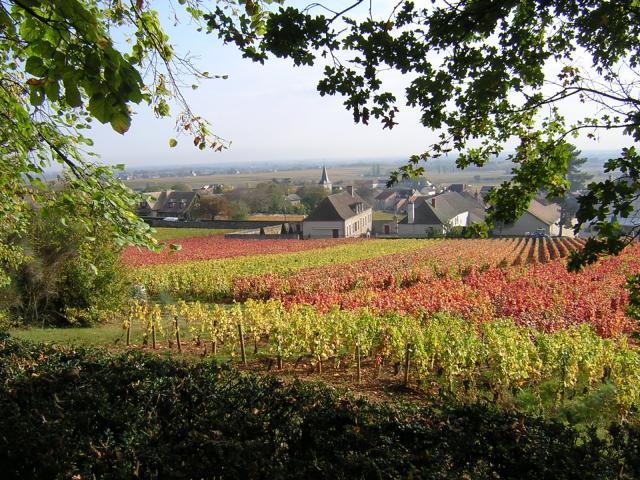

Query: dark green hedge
<box><xmin>1</xmin><ymin>333</ymin><xmax>638</xmax><ymax>479</ymax></box>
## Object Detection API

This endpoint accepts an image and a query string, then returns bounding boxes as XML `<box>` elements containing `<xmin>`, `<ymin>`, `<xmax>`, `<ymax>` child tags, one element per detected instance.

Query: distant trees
<box><xmin>190</xmin><ymin>195</ymin><xmax>230</xmax><ymax>220</ymax></box>
<box><xmin>227</xmin><ymin>182</ymin><xmax>287</xmax><ymax>214</ymax></box>
<box><xmin>549</xmin><ymin>146</ymin><xmax>593</xmax><ymax>236</ymax></box>
<box><xmin>297</xmin><ymin>184</ymin><xmax>328</xmax><ymax>212</ymax></box>
<box><xmin>228</xmin><ymin>201</ymin><xmax>250</xmax><ymax>221</ymax></box>
<box><xmin>170</xmin><ymin>182</ymin><xmax>193</xmax><ymax>192</ymax></box>
<box><xmin>353</xmin><ymin>182</ymin><xmax>376</xmax><ymax>205</ymax></box>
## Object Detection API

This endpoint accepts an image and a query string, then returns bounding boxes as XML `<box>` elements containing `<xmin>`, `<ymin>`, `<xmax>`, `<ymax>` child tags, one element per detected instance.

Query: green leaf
<box><xmin>64</xmin><ymin>79</ymin><xmax>82</xmax><ymax>108</ymax></box>
<box><xmin>25</xmin><ymin>56</ymin><xmax>46</xmax><ymax>76</ymax></box>
<box><xmin>88</xmin><ymin>95</ymin><xmax>110</xmax><ymax>123</ymax></box>
<box><xmin>45</xmin><ymin>80</ymin><xmax>60</xmax><ymax>102</ymax></box>
<box><xmin>110</xmin><ymin>111</ymin><xmax>131</xmax><ymax>134</ymax></box>
<box><xmin>28</xmin><ymin>85</ymin><xmax>45</xmax><ymax>106</ymax></box>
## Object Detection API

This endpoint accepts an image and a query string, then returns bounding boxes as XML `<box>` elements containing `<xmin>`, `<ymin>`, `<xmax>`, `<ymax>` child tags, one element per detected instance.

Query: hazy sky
<box><xmin>89</xmin><ymin>1</ymin><xmax>631</xmax><ymax>167</ymax></box>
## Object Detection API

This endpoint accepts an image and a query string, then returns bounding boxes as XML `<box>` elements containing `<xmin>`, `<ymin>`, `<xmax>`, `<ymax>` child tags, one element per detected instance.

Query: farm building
<box><xmin>374</xmin><ymin>190</ymin><xmax>397</xmax><ymax>211</ymax></box>
<box><xmin>145</xmin><ymin>190</ymin><xmax>199</xmax><ymax>220</ymax></box>
<box><xmin>303</xmin><ymin>187</ymin><xmax>372</xmax><ymax>238</ymax></box>
<box><xmin>398</xmin><ymin>191</ymin><xmax>485</xmax><ymax>237</ymax></box>
<box><xmin>493</xmin><ymin>199</ymin><xmax>566</xmax><ymax>237</ymax></box>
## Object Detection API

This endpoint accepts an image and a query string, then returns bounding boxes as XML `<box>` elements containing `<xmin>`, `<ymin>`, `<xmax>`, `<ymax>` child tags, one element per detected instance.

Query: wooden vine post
<box><xmin>212</xmin><ymin>320</ymin><xmax>218</xmax><ymax>355</ymax></box>
<box><xmin>356</xmin><ymin>337</ymin><xmax>362</xmax><ymax>385</ymax></box>
<box><xmin>126</xmin><ymin>322</ymin><xmax>131</xmax><ymax>347</ymax></box>
<box><xmin>151</xmin><ymin>322</ymin><xmax>157</xmax><ymax>350</ymax></box>
<box><xmin>238</xmin><ymin>323</ymin><xmax>247</xmax><ymax>366</ymax></box>
<box><xmin>277</xmin><ymin>339</ymin><xmax>283</xmax><ymax>370</ymax></box>
<box><xmin>403</xmin><ymin>343</ymin><xmax>412</xmax><ymax>387</ymax></box>
<box><xmin>174</xmin><ymin>315</ymin><xmax>182</xmax><ymax>353</ymax></box>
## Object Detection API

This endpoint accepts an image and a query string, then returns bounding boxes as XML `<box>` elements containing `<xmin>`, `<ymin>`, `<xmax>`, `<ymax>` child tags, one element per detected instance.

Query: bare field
<box><xmin>125</xmin><ymin>165</ymin><xmax>379</xmax><ymax>190</ymax></box>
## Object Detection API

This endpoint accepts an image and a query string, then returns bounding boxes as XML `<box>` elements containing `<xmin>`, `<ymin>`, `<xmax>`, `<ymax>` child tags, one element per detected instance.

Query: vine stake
<box><xmin>175</xmin><ymin>315</ymin><xmax>182</xmax><ymax>353</ymax></box>
<box><xmin>238</xmin><ymin>323</ymin><xmax>247</xmax><ymax>366</ymax></box>
<box><xmin>403</xmin><ymin>343</ymin><xmax>412</xmax><ymax>387</ymax></box>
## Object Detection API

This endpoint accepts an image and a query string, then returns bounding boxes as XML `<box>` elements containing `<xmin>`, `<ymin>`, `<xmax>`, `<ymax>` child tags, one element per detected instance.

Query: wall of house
<box><xmin>302</xmin><ymin>220</ymin><xmax>345</xmax><ymax>238</ymax></box>
<box><xmin>494</xmin><ymin>213</ymin><xmax>550</xmax><ymax>236</ymax></box>
<box><xmin>344</xmin><ymin>209</ymin><xmax>373</xmax><ymax>237</ymax></box>
<box><xmin>450</xmin><ymin>211</ymin><xmax>469</xmax><ymax>227</ymax></box>
<box><xmin>303</xmin><ymin>208</ymin><xmax>373</xmax><ymax>238</ymax></box>
<box><xmin>375</xmin><ymin>196</ymin><xmax>396</xmax><ymax>211</ymax></box>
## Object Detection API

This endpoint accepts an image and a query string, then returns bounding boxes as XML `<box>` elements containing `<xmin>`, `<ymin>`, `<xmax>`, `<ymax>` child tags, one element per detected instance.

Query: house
<box><xmin>374</xmin><ymin>190</ymin><xmax>397</xmax><ymax>211</ymax></box>
<box><xmin>136</xmin><ymin>198</ymin><xmax>155</xmax><ymax>217</ymax></box>
<box><xmin>151</xmin><ymin>190</ymin><xmax>198</xmax><ymax>219</ymax></box>
<box><xmin>373</xmin><ymin>218</ymin><xmax>398</xmax><ymax>236</ymax></box>
<box><xmin>285</xmin><ymin>193</ymin><xmax>301</xmax><ymax>206</ymax></box>
<box><xmin>447</xmin><ymin>183</ymin><xmax>472</xmax><ymax>193</ymax></box>
<box><xmin>493</xmin><ymin>199</ymin><xmax>565</xmax><ymax>237</ymax></box>
<box><xmin>398</xmin><ymin>191</ymin><xmax>485</xmax><ymax>237</ymax></box>
<box><xmin>303</xmin><ymin>187</ymin><xmax>372</xmax><ymax>238</ymax></box>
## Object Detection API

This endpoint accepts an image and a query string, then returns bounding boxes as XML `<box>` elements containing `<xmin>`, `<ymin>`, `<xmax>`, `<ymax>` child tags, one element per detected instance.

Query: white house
<box><xmin>493</xmin><ymin>199</ymin><xmax>566</xmax><ymax>237</ymax></box>
<box><xmin>303</xmin><ymin>187</ymin><xmax>372</xmax><ymax>238</ymax></box>
<box><xmin>397</xmin><ymin>191</ymin><xmax>485</xmax><ymax>237</ymax></box>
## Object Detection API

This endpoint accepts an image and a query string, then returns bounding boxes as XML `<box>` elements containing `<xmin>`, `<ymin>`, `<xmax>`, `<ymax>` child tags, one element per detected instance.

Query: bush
<box><xmin>0</xmin><ymin>208</ymin><xmax>130</xmax><ymax>326</ymax></box>
<box><xmin>1</xmin><ymin>335</ymin><xmax>639</xmax><ymax>479</ymax></box>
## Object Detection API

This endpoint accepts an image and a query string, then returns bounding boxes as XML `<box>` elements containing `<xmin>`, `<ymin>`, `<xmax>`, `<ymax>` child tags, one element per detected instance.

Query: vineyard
<box><xmin>122</xmin><ymin>236</ymin><xmax>361</xmax><ymax>267</ymax></box>
<box><xmin>120</xmin><ymin>236</ymin><xmax>640</xmax><ymax>418</ymax></box>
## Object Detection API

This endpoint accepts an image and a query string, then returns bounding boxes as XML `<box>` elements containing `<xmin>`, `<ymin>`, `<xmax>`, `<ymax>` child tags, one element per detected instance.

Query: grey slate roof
<box><xmin>399</xmin><ymin>191</ymin><xmax>484</xmax><ymax>225</ymax></box>
<box><xmin>319</xmin><ymin>165</ymin><xmax>331</xmax><ymax>185</ymax></box>
<box><xmin>304</xmin><ymin>191</ymin><xmax>371</xmax><ymax>222</ymax></box>
<box><xmin>153</xmin><ymin>190</ymin><xmax>197</xmax><ymax>215</ymax></box>
<box><xmin>375</xmin><ymin>190</ymin><xmax>397</xmax><ymax>200</ymax></box>
<box><xmin>527</xmin><ymin>200</ymin><xmax>561</xmax><ymax>225</ymax></box>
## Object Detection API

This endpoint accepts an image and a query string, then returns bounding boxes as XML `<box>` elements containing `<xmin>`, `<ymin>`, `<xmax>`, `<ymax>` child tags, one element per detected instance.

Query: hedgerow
<box><xmin>1</xmin><ymin>333</ymin><xmax>639</xmax><ymax>479</ymax></box>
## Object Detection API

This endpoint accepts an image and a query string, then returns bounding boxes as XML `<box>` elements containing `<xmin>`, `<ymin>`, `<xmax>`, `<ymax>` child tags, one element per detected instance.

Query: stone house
<box><xmin>150</xmin><ymin>190</ymin><xmax>198</xmax><ymax>219</ymax></box>
<box><xmin>398</xmin><ymin>191</ymin><xmax>485</xmax><ymax>237</ymax></box>
<box><xmin>493</xmin><ymin>199</ymin><xmax>565</xmax><ymax>237</ymax></box>
<box><xmin>303</xmin><ymin>187</ymin><xmax>372</xmax><ymax>238</ymax></box>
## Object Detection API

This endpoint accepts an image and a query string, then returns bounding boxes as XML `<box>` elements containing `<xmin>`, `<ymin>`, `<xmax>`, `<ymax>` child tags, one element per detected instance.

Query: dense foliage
<box><xmin>211</xmin><ymin>0</ymin><xmax>640</xmax><ymax>269</ymax></box>
<box><xmin>0</xmin><ymin>0</ymin><xmax>276</xmax><ymax>287</ymax></box>
<box><xmin>1</xmin><ymin>182</ymin><xmax>130</xmax><ymax>326</ymax></box>
<box><xmin>2</xmin><ymin>334</ymin><xmax>640</xmax><ymax>479</ymax></box>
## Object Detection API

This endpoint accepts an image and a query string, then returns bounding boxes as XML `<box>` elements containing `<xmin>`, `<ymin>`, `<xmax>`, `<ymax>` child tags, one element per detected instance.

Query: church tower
<box><xmin>318</xmin><ymin>165</ymin><xmax>332</xmax><ymax>192</ymax></box>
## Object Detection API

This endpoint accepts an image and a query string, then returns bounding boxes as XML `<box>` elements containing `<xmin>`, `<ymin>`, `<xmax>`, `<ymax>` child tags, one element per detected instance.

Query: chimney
<box><xmin>346</xmin><ymin>185</ymin><xmax>355</xmax><ymax>196</ymax></box>
<box><xmin>431</xmin><ymin>197</ymin><xmax>436</xmax><ymax>208</ymax></box>
<box><xmin>407</xmin><ymin>201</ymin><xmax>415</xmax><ymax>224</ymax></box>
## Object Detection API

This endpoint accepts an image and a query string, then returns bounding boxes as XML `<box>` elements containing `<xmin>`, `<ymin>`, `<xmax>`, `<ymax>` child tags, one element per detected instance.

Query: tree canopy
<box><xmin>0</xmin><ymin>0</ymin><xmax>276</xmax><ymax>285</ymax></box>
<box><xmin>210</xmin><ymin>0</ymin><xmax>640</xmax><ymax>270</ymax></box>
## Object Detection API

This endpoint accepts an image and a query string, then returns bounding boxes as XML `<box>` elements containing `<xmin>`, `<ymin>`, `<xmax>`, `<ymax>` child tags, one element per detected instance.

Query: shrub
<box><xmin>0</xmin><ymin>207</ymin><xmax>130</xmax><ymax>326</ymax></box>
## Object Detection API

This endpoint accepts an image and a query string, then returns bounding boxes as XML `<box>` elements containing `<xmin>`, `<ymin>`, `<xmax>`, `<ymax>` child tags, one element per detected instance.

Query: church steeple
<box><xmin>319</xmin><ymin>165</ymin><xmax>332</xmax><ymax>192</ymax></box>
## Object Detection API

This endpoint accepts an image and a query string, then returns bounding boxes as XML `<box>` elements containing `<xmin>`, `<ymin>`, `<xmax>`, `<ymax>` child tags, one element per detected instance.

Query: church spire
<box><xmin>319</xmin><ymin>165</ymin><xmax>332</xmax><ymax>191</ymax></box>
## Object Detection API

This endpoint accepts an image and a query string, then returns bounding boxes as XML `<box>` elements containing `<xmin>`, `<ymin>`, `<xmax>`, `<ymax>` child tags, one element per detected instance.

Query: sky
<box><xmin>89</xmin><ymin>1</ymin><xmax>631</xmax><ymax>168</ymax></box>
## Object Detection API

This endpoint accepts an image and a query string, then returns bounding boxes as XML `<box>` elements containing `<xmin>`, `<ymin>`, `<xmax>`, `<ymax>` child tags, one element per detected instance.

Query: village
<box><xmin>136</xmin><ymin>164</ymin><xmax>587</xmax><ymax>239</ymax></box>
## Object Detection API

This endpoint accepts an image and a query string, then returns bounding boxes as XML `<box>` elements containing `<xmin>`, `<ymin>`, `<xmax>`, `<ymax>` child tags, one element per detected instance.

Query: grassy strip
<box><xmin>152</xmin><ymin>227</ymin><xmax>235</xmax><ymax>241</ymax></box>
<box><xmin>132</xmin><ymin>239</ymin><xmax>435</xmax><ymax>301</ymax></box>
